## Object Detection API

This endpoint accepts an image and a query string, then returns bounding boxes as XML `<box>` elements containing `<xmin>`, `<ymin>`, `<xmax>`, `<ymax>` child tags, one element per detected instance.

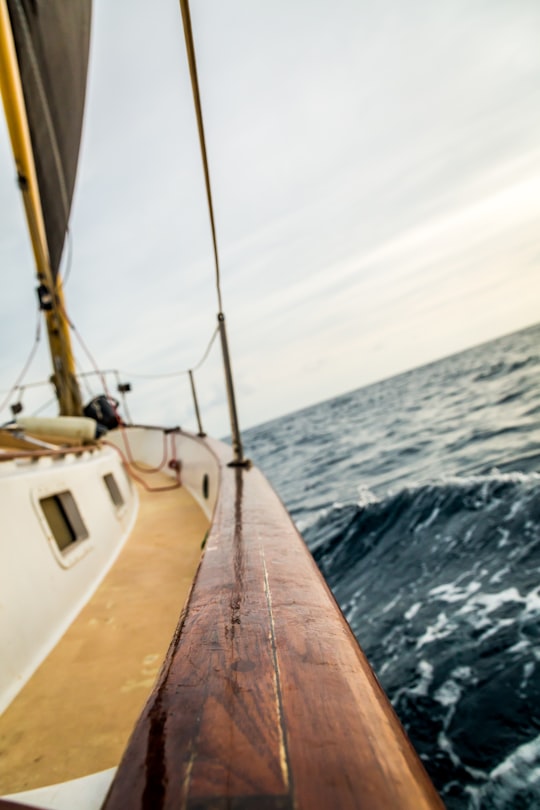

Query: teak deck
<box><xmin>0</xmin><ymin>473</ymin><xmax>208</xmax><ymax>795</ymax></box>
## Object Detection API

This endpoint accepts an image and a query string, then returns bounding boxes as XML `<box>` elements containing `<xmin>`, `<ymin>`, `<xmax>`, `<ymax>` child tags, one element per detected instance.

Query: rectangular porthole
<box><xmin>40</xmin><ymin>491</ymin><xmax>89</xmax><ymax>552</ymax></box>
<box><xmin>104</xmin><ymin>473</ymin><xmax>124</xmax><ymax>507</ymax></box>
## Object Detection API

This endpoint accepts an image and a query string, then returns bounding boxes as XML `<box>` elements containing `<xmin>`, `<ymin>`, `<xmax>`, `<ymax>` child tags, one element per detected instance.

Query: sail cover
<box><xmin>6</xmin><ymin>0</ymin><xmax>91</xmax><ymax>279</ymax></box>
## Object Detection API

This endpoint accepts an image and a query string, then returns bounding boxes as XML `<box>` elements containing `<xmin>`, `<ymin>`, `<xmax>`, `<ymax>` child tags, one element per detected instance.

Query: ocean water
<box><xmin>244</xmin><ymin>322</ymin><xmax>540</xmax><ymax>809</ymax></box>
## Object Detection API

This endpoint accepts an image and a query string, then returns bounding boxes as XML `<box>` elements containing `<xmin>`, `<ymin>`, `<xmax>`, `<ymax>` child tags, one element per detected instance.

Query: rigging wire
<box><xmin>192</xmin><ymin>324</ymin><xmax>220</xmax><ymax>371</ymax></box>
<box><xmin>179</xmin><ymin>1</ymin><xmax>245</xmax><ymax>464</ymax></box>
<box><xmin>58</xmin><ymin>302</ymin><xmax>110</xmax><ymax>397</ymax></box>
<box><xmin>0</xmin><ymin>305</ymin><xmax>42</xmax><ymax>415</ymax></box>
<box><xmin>0</xmin><ymin>377</ymin><xmax>54</xmax><ymax>395</ymax></box>
<box><xmin>121</xmin><ymin>324</ymin><xmax>219</xmax><ymax>379</ymax></box>
<box><xmin>0</xmin><ymin>324</ymin><xmax>220</xmax><ymax>400</ymax></box>
<box><xmin>56</xmin><ymin>303</ymin><xmax>216</xmax><ymax>477</ymax></box>
<box><xmin>179</xmin><ymin>0</ymin><xmax>223</xmax><ymax>314</ymax></box>
<box><xmin>2</xmin><ymin>294</ymin><xmax>171</xmax><ymax>484</ymax></box>
<box><xmin>4</xmin><ymin>1</ymin><xmax>244</xmax><ymax>472</ymax></box>
<box><xmin>73</xmin><ymin>349</ymin><xmax>97</xmax><ymax>401</ymax></box>
<box><xmin>31</xmin><ymin>395</ymin><xmax>58</xmax><ymax>417</ymax></box>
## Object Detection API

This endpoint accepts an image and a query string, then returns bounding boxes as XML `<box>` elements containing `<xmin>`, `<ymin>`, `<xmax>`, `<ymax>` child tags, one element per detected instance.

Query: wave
<box><xmin>304</xmin><ymin>471</ymin><xmax>540</xmax><ymax>808</ymax></box>
<box><xmin>471</xmin><ymin>734</ymin><xmax>540</xmax><ymax>809</ymax></box>
<box><xmin>307</xmin><ymin>469</ymin><xmax>540</xmax><ymax>574</ymax></box>
<box><xmin>477</xmin><ymin>451</ymin><xmax>540</xmax><ymax>476</ymax></box>
<box><xmin>473</xmin><ymin>355</ymin><xmax>539</xmax><ymax>382</ymax></box>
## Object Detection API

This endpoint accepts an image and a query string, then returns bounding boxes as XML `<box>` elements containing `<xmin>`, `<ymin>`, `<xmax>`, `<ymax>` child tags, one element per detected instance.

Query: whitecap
<box><xmin>416</xmin><ymin>612</ymin><xmax>455</xmax><ymax>649</ymax></box>
<box><xmin>496</xmin><ymin>527</ymin><xmax>510</xmax><ymax>548</ymax></box>
<box><xmin>455</xmin><ymin>587</ymin><xmax>524</xmax><ymax>640</ymax></box>
<box><xmin>434</xmin><ymin>666</ymin><xmax>475</xmax><ymax>712</ymax></box>
<box><xmin>475</xmin><ymin>618</ymin><xmax>515</xmax><ymax>643</ymax></box>
<box><xmin>404</xmin><ymin>602</ymin><xmax>421</xmax><ymax>621</ymax></box>
<box><xmin>490</xmin><ymin>565</ymin><xmax>510</xmax><ymax>584</ymax></box>
<box><xmin>413</xmin><ymin>505</ymin><xmax>440</xmax><ymax>531</ymax></box>
<box><xmin>505</xmin><ymin>497</ymin><xmax>526</xmax><ymax>522</ymax></box>
<box><xmin>521</xmin><ymin>661</ymin><xmax>535</xmax><ymax>690</ymax></box>
<box><xmin>428</xmin><ymin>580</ymin><xmax>481</xmax><ymax>603</ymax></box>
<box><xmin>525</xmin><ymin>586</ymin><xmax>540</xmax><ymax>614</ymax></box>
<box><xmin>458</xmin><ymin>587</ymin><xmax>523</xmax><ymax>616</ymax></box>
<box><xmin>508</xmin><ymin>639</ymin><xmax>530</xmax><ymax>655</ymax></box>
<box><xmin>409</xmin><ymin>659</ymin><xmax>434</xmax><ymax>697</ymax></box>
<box><xmin>434</xmin><ymin>678</ymin><xmax>462</xmax><ymax>708</ymax></box>
<box><xmin>437</xmin><ymin>731</ymin><xmax>486</xmax><ymax>779</ymax></box>
<box><xmin>450</xmin><ymin>665</ymin><xmax>473</xmax><ymax>682</ymax></box>
<box><xmin>491</xmin><ymin>733</ymin><xmax>540</xmax><ymax>782</ymax></box>
<box><xmin>356</xmin><ymin>485</ymin><xmax>380</xmax><ymax>508</ymax></box>
<box><xmin>382</xmin><ymin>593</ymin><xmax>401</xmax><ymax>614</ymax></box>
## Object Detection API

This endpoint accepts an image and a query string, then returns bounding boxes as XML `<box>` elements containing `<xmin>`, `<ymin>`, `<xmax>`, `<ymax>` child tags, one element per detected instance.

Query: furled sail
<box><xmin>6</xmin><ymin>0</ymin><xmax>91</xmax><ymax>279</ymax></box>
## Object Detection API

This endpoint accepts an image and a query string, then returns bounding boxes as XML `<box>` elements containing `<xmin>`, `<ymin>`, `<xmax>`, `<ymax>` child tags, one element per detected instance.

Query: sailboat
<box><xmin>0</xmin><ymin>2</ymin><xmax>443</xmax><ymax>808</ymax></box>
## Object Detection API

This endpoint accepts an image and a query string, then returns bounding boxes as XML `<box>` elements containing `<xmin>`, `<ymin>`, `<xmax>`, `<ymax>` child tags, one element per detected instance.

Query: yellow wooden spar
<box><xmin>0</xmin><ymin>0</ymin><xmax>82</xmax><ymax>416</ymax></box>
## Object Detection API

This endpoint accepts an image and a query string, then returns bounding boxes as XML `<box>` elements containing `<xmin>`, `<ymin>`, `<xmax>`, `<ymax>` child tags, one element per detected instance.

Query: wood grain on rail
<box><xmin>104</xmin><ymin>439</ymin><xmax>443</xmax><ymax>810</ymax></box>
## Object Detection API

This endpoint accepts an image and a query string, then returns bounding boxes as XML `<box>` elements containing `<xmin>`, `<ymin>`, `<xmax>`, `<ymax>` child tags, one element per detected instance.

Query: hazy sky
<box><xmin>1</xmin><ymin>0</ymin><xmax>539</xmax><ymax>437</ymax></box>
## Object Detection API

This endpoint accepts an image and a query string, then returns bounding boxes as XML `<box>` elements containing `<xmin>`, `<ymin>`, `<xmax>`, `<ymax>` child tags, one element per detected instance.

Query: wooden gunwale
<box><xmin>100</xmin><ymin>438</ymin><xmax>443</xmax><ymax>810</ymax></box>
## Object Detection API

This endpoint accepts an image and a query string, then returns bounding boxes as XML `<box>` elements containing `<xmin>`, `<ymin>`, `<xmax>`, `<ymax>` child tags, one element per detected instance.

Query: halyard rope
<box><xmin>179</xmin><ymin>0</ymin><xmax>223</xmax><ymax>315</ymax></box>
<box><xmin>0</xmin><ymin>304</ymin><xmax>42</xmax><ymax>415</ymax></box>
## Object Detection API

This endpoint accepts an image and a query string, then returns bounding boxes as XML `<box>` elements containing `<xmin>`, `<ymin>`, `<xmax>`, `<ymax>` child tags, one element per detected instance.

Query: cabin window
<box><xmin>202</xmin><ymin>473</ymin><xmax>209</xmax><ymax>500</ymax></box>
<box><xmin>40</xmin><ymin>491</ymin><xmax>89</xmax><ymax>552</ymax></box>
<box><xmin>104</xmin><ymin>473</ymin><xmax>124</xmax><ymax>507</ymax></box>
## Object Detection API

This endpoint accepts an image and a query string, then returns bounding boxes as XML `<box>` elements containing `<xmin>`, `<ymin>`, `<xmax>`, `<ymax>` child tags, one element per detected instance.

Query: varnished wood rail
<box><xmin>101</xmin><ymin>438</ymin><xmax>443</xmax><ymax>810</ymax></box>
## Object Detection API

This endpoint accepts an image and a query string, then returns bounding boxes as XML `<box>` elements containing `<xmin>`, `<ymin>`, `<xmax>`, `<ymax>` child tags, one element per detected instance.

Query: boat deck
<box><xmin>0</xmin><ymin>472</ymin><xmax>208</xmax><ymax>795</ymax></box>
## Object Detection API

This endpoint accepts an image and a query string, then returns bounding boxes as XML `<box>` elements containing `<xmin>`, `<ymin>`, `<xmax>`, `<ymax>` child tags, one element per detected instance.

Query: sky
<box><xmin>1</xmin><ymin>0</ymin><xmax>539</xmax><ymax>438</ymax></box>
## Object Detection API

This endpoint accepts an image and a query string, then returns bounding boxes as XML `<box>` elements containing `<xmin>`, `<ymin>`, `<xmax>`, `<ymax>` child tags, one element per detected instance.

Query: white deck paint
<box><xmin>0</xmin><ymin>443</ymin><xmax>138</xmax><ymax>713</ymax></box>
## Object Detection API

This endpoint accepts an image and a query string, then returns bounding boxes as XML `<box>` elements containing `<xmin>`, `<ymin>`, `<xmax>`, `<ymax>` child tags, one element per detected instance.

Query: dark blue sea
<box><xmin>244</xmin><ymin>322</ymin><xmax>540</xmax><ymax>809</ymax></box>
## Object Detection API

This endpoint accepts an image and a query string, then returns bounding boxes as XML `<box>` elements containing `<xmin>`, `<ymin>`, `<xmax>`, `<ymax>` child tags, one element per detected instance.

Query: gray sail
<box><xmin>6</xmin><ymin>0</ymin><xmax>91</xmax><ymax>280</ymax></box>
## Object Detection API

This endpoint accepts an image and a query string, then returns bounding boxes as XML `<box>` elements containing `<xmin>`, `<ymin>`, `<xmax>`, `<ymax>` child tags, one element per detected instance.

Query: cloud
<box><xmin>1</xmin><ymin>0</ymin><xmax>540</xmax><ymax>435</ymax></box>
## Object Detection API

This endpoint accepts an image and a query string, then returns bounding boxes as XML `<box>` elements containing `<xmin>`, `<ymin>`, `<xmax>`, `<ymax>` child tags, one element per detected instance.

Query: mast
<box><xmin>0</xmin><ymin>0</ymin><xmax>86</xmax><ymax>416</ymax></box>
